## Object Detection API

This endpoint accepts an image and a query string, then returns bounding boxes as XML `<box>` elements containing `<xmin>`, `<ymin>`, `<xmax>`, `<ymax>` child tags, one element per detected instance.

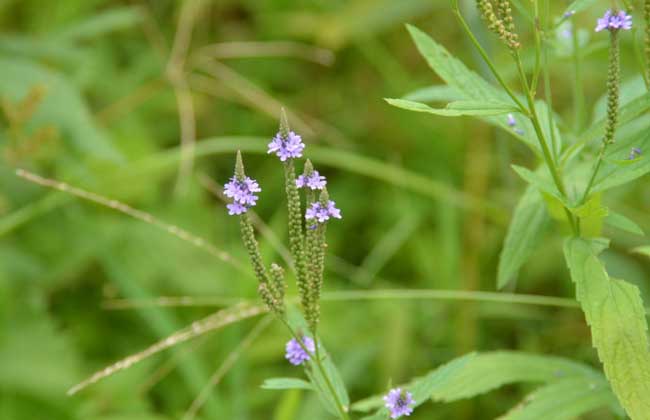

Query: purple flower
<box><xmin>305</xmin><ymin>200</ymin><xmax>342</xmax><ymax>223</ymax></box>
<box><xmin>296</xmin><ymin>170</ymin><xmax>327</xmax><ymax>190</ymax></box>
<box><xmin>563</xmin><ymin>10</ymin><xmax>575</xmax><ymax>19</ymax></box>
<box><xmin>596</xmin><ymin>10</ymin><xmax>632</xmax><ymax>32</ymax></box>
<box><xmin>224</xmin><ymin>176</ymin><xmax>261</xmax><ymax>215</ymax></box>
<box><xmin>285</xmin><ymin>337</ymin><xmax>315</xmax><ymax>365</ymax></box>
<box><xmin>226</xmin><ymin>202</ymin><xmax>247</xmax><ymax>215</ymax></box>
<box><xmin>507</xmin><ymin>113</ymin><xmax>516</xmax><ymax>127</ymax></box>
<box><xmin>268</xmin><ymin>131</ymin><xmax>305</xmax><ymax>161</ymax></box>
<box><xmin>383</xmin><ymin>388</ymin><xmax>415</xmax><ymax>419</ymax></box>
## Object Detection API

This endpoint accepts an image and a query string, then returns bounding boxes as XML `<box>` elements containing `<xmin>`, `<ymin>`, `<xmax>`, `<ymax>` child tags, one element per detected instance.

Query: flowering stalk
<box><xmin>582</xmin><ymin>11</ymin><xmax>628</xmax><ymax>202</ymax></box>
<box><xmin>228</xmin><ymin>151</ymin><xmax>286</xmax><ymax>315</ymax></box>
<box><xmin>274</xmin><ymin>109</ymin><xmax>313</xmax><ymax>325</ymax></box>
<box><xmin>643</xmin><ymin>0</ymin><xmax>650</xmax><ymax>90</ymax></box>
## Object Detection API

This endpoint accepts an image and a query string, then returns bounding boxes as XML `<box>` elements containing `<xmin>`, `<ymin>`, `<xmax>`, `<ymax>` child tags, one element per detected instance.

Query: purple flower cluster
<box><xmin>285</xmin><ymin>336</ymin><xmax>315</xmax><ymax>365</ymax></box>
<box><xmin>595</xmin><ymin>10</ymin><xmax>632</xmax><ymax>32</ymax></box>
<box><xmin>305</xmin><ymin>201</ymin><xmax>342</xmax><ymax>223</ymax></box>
<box><xmin>224</xmin><ymin>176</ymin><xmax>261</xmax><ymax>215</ymax></box>
<box><xmin>268</xmin><ymin>131</ymin><xmax>305</xmax><ymax>161</ymax></box>
<box><xmin>383</xmin><ymin>388</ymin><xmax>415</xmax><ymax>419</ymax></box>
<box><xmin>296</xmin><ymin>170</ymin><xmax>327</xmax><ymax>190</ymax></box>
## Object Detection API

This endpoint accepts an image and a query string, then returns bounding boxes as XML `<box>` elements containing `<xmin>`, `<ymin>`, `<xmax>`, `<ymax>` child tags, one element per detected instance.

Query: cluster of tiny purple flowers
<box><xmin>268</xmin><ymin>131</ymin><xmax>305</xmax><ymax>161</ymax></box>
<box><xmin>383</xmin><ymin>388</ymin><xmax>415</xmax><ymax>419</ymax></box>
<box><xmin>296</xmin><ymin>170</ymin><xmax>327</xmax><ymax>190</ymax></box>
<box><xmin>595</xmin><ymin>10</ymin><xmax>632</xmax><ymax>32</ymax></box>
<box><xmin>306</xmin><ymin>201</ymin><xmax>342</xmax><ymax>224</ymax></box>
<box><xmin>285</xmin><ymin>336</ymin><xmax>315</xmax><ymax>365</ymax></box>
<box><xmin>224</xmin><ymin>176</ymin><xmax>261</xmax><ymax>215</ymax></box>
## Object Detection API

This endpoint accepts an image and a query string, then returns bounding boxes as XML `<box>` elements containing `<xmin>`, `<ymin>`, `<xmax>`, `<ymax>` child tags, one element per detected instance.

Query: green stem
<box><xmin>451</xmin><ymin>1</ymin><xmax>528</xmax><ymax>114</ymax></box>
<box><xmin>313</xmin><ymin>337</ymin><xmax>349</xmax><ymax>420</ymax></box>
<box><xmin>513</xmin><ymin>52</ymin><xmax>578</xmax><ymax>234</ymax></box>
<box><xmin>571</xmin><ymin>14</ymin><xmax>585</xmax><ymax>132</ymax></box>
<box><xmin>280</xmin><ymin>320</ymin><xmax>349</xmax><ymax>420</ymax></box>
<box><xmin>530</xmin><ymin>0</ymin><xmax>542</xmax><ymax>93</ymax></box>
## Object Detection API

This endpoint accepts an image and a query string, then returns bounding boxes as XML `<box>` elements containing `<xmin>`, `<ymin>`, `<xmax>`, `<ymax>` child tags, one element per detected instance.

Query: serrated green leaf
<box><xmin>498</xmin><ymin>186</ymin><xmax>549</xmax><ymax>289</ymax></box>
<box><xmin>262</xmin><ymin>378</ymin><xmax>313</xmax><ymax>391</ymax></box>
<box><xmin>564</xmin><ymin>238</ymin><xmax>650</xmax><ymax>419</ymax></box>
<box><xmin>431</xmin><ymin>351</ymin><xmax>600</xmax><ymax>402</ymax></box>
<box><xmin>498</xmin><ymin>376</ymin><xmax>619</xmax><ymax>420</ymax></box>
<box><xmin>353</xmin><ymin>351</ymin><xmax>597</xmax><ymax>415</ymax></box>
<box><xmin>605</xmin><ymin>212</ymin><xmax>644</xmax><ymax>236</ymax></box>
<box><xmin>357</xmin><ymin>353</ymin><xmax>475</xmax><ymax>419</ymax></box>
<box><xmin>386</xmin><ymin>98</ymin><xmax>518</xmax><ymax>117</ymax></box>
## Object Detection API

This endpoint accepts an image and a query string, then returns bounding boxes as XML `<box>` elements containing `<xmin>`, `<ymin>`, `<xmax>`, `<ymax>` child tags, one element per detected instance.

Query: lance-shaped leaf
<box><xmin>498</xmin><ymin>186</ymin><xmax>550</xmax><ymax>289</ymax></box>
<box><xmin>564</xmin><ymin>238</ymin><xmax>650</xmax><ymax>419</ymax></box>
<box><xmin>385</xmin><ymin>98</ymin><xmax>519</xmax><ymax>117</ymax></box>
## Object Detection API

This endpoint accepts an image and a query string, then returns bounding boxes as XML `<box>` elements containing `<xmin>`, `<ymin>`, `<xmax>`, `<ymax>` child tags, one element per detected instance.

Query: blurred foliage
<box><xmin>1</xmin><ymin>0</ymin><xmax>649</xmax><ymax>419</ymax></box>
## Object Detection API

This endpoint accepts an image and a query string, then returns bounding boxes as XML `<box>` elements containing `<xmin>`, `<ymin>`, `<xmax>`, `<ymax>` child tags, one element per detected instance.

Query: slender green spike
<box><xmin>269</xmin><ymin>263</ymin><xmax>287</xmax><ymax>314</ymax></box>
<box><xmin>240</xmin><ymin>213</ymin><xmax>270</xmax><ymax>285</ymax></box>
<box><xmin>279</xmin><ymin>107</ymin><xmax>290</xmax><ymax>138</ymax></box>
<box><xmin>303</xmin><ymin>159</ymin><xmax>314</xmax><ymax>176</ymax></box>
<box><xmin>235</xmin><ymin>150</ymin><xmax>245</xmax><ymax>180</ymax></box>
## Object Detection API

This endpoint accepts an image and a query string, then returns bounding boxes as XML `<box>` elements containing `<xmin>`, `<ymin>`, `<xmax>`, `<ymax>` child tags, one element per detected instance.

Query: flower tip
<box><xmin>279</xmin><ymin>107</ymin><xmax>290</xmax><ymax>137</ymax></box>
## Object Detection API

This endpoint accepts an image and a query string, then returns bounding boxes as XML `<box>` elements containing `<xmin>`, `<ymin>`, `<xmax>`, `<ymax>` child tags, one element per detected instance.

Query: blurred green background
<box><xmin>1</xmin><ymin>0</ymin><xmax>649</xmax><ymax>419</ymax></box>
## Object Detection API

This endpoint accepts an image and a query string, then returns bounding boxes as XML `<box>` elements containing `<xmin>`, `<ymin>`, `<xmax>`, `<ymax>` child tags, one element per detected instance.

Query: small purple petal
<box><xmin>596</xmin><ymin>9</ymin><xmax>632</xmax><ymax>32</ymax></box>
<box><xmin>224</xmin><ymin>175</ymin><xmax>261</xmax><ymax>215</ymax></box>
<box><xmin>383</xmin><ymin>388</ymin><xmax>415</xmax><ymax>419</ymax></box>
<box><xmin>507</xmin><ymin>113</ymin><xmax>516</xmax><ymax>127</ymax></box>
<box><xmin>297</xmin><ymin>170</ymin><xmax>327</xmax><ymax>190</ymax></box>
<box><xmin>268</xmin><ymin>131</ymin><xmax>305</xmax><ymax>161</ymax></box>
<box><xmin>285</xmin><ymin>337</ymin><xmax>315</xmax><ymax>365</ymax></box>
<box><xmin>305</xmin><ymin>200</ymin><xmax>341</xmax><ymax>223</ymax></box>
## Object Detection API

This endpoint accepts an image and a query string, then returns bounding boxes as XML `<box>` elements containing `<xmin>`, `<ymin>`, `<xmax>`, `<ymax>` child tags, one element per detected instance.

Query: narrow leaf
<box><xmin>262</xmin><ymin>377</ymin><xmax>313</xmax><ymax>391</ymax></box>
<box><xmin>498</xmin><ymin>186</ymin><xmax>549</xmax><ymax>289</ymax></box>
<box><xmin>386</xmin><ymin>98</ymin><xmax>517</xmax><ymax>117</ymax></box>
<box><xmin>605</xmin><ymin>212</ymin><xmax>644</xmax><ymax>236</ymax></box>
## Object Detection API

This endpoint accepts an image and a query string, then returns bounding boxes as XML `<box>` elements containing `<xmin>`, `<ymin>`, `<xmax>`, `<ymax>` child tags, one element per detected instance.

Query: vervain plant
<box><xmin>228</xmin><ymin>1</ymin><xmax>650</xmax><ymax>419</ymax></box>
<box><xmin>378</xmin><ymin>0</ymin><xmax>650</xmax><ymax>419</ymax></box>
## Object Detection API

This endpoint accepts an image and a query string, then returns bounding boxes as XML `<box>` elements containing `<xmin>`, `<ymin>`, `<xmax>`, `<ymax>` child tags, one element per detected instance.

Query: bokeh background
<box><xmin>2</xmin><ymin>0</ymin><xmax>649</xmax><ymax>419</ymax></box>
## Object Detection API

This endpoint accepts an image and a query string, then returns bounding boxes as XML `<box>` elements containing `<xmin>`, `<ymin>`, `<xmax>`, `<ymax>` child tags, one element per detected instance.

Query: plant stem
<box><xmin>530</xmin><ymin>0</ymin><xmax>542</xmax><ymax>93</ymax></box>
<box><xmin>451</xmin><ymin>1</ymin><xmax>528</xmax><ymax>114</ymax></box>
<box><xmin>571</xmin><ymin>14</ymin><xmax>585</xmax><ymax>132</ymax></box>
<box><xmin>513</xmin><ymin>51</ymin><xmax>578</xmax><ymax>234</ymax></box>
<box><xmin>313</xmin><ymin>337</ymin><xmax>350</xmax><ymax>420</ymax></box>
<box><xmin>280</xmin><ymin>320</ymin><xmax>350</xmax><ymax>420</ymax></box>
